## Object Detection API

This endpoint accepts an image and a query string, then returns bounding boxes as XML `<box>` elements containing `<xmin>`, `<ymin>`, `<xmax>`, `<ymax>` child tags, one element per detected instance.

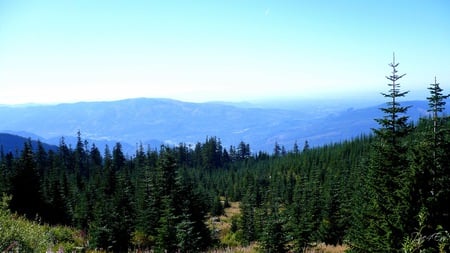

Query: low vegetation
<box><xmin>0</xmin><ymin>195</ymin><xmax>84</xmax><ymax>252</ymax></box>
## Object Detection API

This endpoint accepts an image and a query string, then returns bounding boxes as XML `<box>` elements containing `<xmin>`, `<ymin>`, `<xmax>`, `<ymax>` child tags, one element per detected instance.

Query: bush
<box><xmin>0</xmin><ymin>194</ymin><xmax>84</xmax><ymax>252</ymax></box>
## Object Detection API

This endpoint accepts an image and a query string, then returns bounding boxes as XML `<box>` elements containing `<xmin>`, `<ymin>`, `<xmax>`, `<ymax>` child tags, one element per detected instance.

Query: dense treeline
<box><xmin>0</xmin><ymin>134</ymin><xmax>256</xmax><ymax>252</ymax></box>
<box><xmin>1</xmin><ymin>57</ymin><xmax>450</xmax><ymax>252</ymax></box>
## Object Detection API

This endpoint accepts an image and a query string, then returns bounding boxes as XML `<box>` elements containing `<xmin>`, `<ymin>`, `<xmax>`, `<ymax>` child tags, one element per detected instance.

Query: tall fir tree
<box><xmin>260</xmin><ymin>203</ymin><xmax>287</xmax><ymax>253</ymax></box>
<box><xmin>9</xmin><ymin>140</ymin><xmax>42</xmax><ymax>219</ymax></box>
<box><xmin>425</xmin><ymin>77</ymin><xmax>450</xmax><ymax>242</ymax></box>
<box><xmin>427</xmin><ymin>77</ymin><xmax>449</xmax><ymax>141</ymax></box>
<box><xmin>349</xmin><ymin>54</ymin><xmax>413</xmax><ymax>252</ymax></box>
<box><xmin>240</xmin><ymin>187</ymin><xmax>257</xmax><ymax>245</ymax></box>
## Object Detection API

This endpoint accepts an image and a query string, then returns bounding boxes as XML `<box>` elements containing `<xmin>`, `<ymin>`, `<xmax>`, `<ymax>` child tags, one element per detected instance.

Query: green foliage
<box><xmin>259</xmin><ymin>205</ymin><xmax>287</xmax><ymax>253</ymax></box>
<box><xmin>240</xmin><ymin>190</ymin><xmax>257</xmax><ymax>245</ymax></box>
<box><xmin>402</xmin><ymin>207</ymin><xmax>429</xmax><ymax>253</ymax></box>
<box><xmin>176</xmin><ymin>210</ymin><xmax>202</xmax><ymax>252</ymax></box>
<box><xmin>347</xmin><ymin>54</ymin><xmax>415</xmax><ymax>252</ymax></box>
<box><xmin>211</xmin><ymin>195</ymin><xmax>225</xmax><ymax>216</ymax></box>
<box><xmin>0</xmin><ymin>194</ymin><xmax>83</xmax><ymax>252</ymax></box>
<box><xmin>402</xmin><ymin>206</ymin><xmax>450</xmax><ymax>253</ymax></box>
<box><xmin>221</xmin><ymin>230</ymin><xmax>243</xmax><ymax>247</ymax></box>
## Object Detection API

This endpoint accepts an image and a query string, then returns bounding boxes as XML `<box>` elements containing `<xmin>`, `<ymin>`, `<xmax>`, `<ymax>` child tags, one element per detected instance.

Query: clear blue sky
<box><xmin>1</xmin><ymin>0</ymin><xmax>449</xmax><ymax>104</ymax></box>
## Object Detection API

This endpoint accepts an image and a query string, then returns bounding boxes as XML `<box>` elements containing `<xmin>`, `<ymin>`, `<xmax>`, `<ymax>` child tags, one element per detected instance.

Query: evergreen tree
<box><xmin>428</xmin><ymin>78</ymin><xmax>450</xmax><ymax>240</ymax></box>
<box><xmin>237</xmin><ymin>141</ymin><xmax>251</xmax><ymax>160</ymax></box>
<box><xmin>0</xmin><ymin>152</ymin><xmax>14</xmax><ymax>194</ymax></box>
<box><xmin>133</xmin><ymin>175</ymin><xmax>158</xmax><ymax>249</ymax></box>
<box><xmin>74</xmin><ymin>131</ymin><xmax>88</xmax><ymax>179</ymax></box>
<box><xmin>350</xmin><ymin>54</ymin><xmax>413</xmax><ymax>252</ymax></box>
<box><xmin>273</xmin><ymin>142</ymin><xmax>281</xmax><ymax>157</ymax></box>
<box><xmin>89</xmin><ymin>143</ymin><xmax>103</xmax><ymax>174</ymax></box>
<box><xmin>112</xmin><ymin>142</ymin><xmax>126</xmax><ymax>172</ymax></box>
<box><xmin>156</xmin><ymin>196</ymin><xmax>177</xmax><ymax>252</ymax></box>
<box><xmin>260</xmin><ymin>204</ymin><xmax>287</xmax><ymax>253</ymax></box>
<box><xmin>9</xmin><ymin>140</ymin><xmax>42</xmax><ymax>219</ymax></box>
<box><xmin>293</xmin><ymin>141</ymin><xmax>300</xmax><ymax>154</ymax></box>
<box><xmin>287</xmin><ymin>175</ymin><xmax>314</xmax><ymax>252</ymax></box>
<box><xmin>427</xmin><ymin>76</ymin><xmax>449</xmax><ymax>141</ymax></box>
<box><xmin>89</xmin><ymin>196</ymin><xmax>114</xmax><ymax>249</ymax></box>
<box><xmin>173</xmin><ymin>169</ymin><xmax>212</xmax><ymax>251</ymax></box>
<box><xmin>374</xmin><ymin>54</ymin><xmax>410</xmax><ymax>142</ymax></box>
<box><xmin>240</xmin><ymin>189</ymin><xmax>256</xmax><ymax>245</ymax></box>
<box><xmin>303</xmin><ymin>140</ymin><xmax>310</xmax><ymax>152</ymax></box>
<box><xmin>42</xmin><ymin>153</ymin><xmax>71</xmax><ymax>224</ymax></box>
<box><xmin>176</xmin><ymin>205</ymin><xmax>202</xmax><ymax>253</ymax></box>
<box><xmin>110</xmin><ymin>171</ymin><xmax>134</xmax><ymax>252</ymax></box>
<box><xmin>133</xmin><ymin>149</ymin><xmax>158</xmax><ymax>249</ymax></box>
<box><xmin>409</xmin><ymin>76</ymin><xmax>450</xmax><ymax>250</ymax></box>
<box><xmin>211</xmin><ymin>195</ymin><xmax>224</xmax><ymax>216</ymax></box>
<box><xmin>201</xmin><ymin>137</ymin><xmax>223</xmax><ymax>170</ymax></box>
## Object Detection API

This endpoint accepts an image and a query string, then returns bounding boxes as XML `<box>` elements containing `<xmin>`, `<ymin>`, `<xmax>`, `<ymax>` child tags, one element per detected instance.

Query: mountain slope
<box><xmin>0</xmin><ymin>98</ymin><xmax>436</xmax><ymax>154</ymax></box>
<box><xmin>0</xmin><ymin>133</ymin><xmax>58</xmax><ymax>155</ymax></box>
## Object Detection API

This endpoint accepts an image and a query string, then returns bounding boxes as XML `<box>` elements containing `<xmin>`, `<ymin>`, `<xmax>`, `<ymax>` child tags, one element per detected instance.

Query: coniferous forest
<box><xmin>1</xmin><ymin>58</ymin><xmax>450</xmax><ymax>252</ymax></box>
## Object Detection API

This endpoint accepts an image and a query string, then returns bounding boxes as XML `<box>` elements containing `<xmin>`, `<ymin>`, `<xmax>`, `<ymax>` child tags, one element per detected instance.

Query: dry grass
<box><xmin>224</xmin><ymin>201</ymin><xmax>241</xmax><ymax>216</ymax></box>
<box><xmin>221</xmin><ymin>201</ymin><xmax>240</xmax><ymax>224</ymax></box>
<box><xmin>208</xmin><ymin>201</ymin><xmax>241</xmax><ymax>238</ymax></box>
<box><xmin>304</xmin><ymin>243</ymin><xmax>348</xmax><ymax>253</ymax></box>
<box><xmin>207</xmin><ymin>244</ymin><xmax>258</xmax><ymax>253</ymax></box>
<box><xmin>208</xmin><ymin>201</ymin><xmax>348</xmax><ymax>253</ymax></box>
<box><xmin>207</xmin><ymin>243</ymin><xmax>347</xmax><ymax>253</ymax></box>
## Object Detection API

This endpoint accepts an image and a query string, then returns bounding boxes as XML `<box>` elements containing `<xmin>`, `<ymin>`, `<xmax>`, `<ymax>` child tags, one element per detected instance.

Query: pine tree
<box><xmin>303</xmin><ymin>140</ymin><xmax>310</xmax><ymax>152</ymax></box>
<box><xmin>156</xmin><ymin>196</ymin><xmax>177</xmax><ymax>252</ymax></box>
<box><xmin>9</xmin><ymin>140</ymin><xmax>42</xmax><ymax>219</ymax></box>
<box><xmin>424</xmin><ymin>77</ymin><xmax>450</xmax><ymax>244</ymax></box>
<box><xmin>74</xmin><ymin>131</ymin><xmax>88</xmax><ymax>179</ymax></box>
<box><xmin>237</xmin><ymin>141</ymin><xmax>251</xmax><ymax>160</ymax></box>
<box><xmin>273</xmin><ymin>142</ymin><xmax>281</xmax><ymax>157</ymax></box>
<box><xmin>260</xmin><ymin>204</ymin><xmax>287</xmax><ymax>253</ymax></box>
<box><xmin>293</xmin><ymin>141</ymin><xmax>300</xmax><ymax>154</ymax></box>
<box><xmin>89</xmin><ymin>196</ymin><xmax>114</xmax><ymax>249</ymax></box>
<box><xmin>133</xmin><ymin>151</ymin><xmax>159</xmax><ymax>249</ymax></box>
<box><xmin>173</xmin><ymin>168</ymin><xmax>212</xmax><ymax>251</ymax></box>
<box><xmin>211</xmin><ymin>195</ymin><xmax>224</xmax><ymax>216</ymax></box>
<box><xmin>113</xmin><ymin>175</ymin><xmax>135</xmax><ymax>251</ymax></box>
<box><xmin>427</xmin><ymin>77</ymin><xmax>449</xmax><ymax>143</ymax></box>
<box><xmin>374</xmin><ymin>53</ymin><xmax>410</xmax><ymax>143</ymax></box>
<box><xmin>240</xmin><ymin>189</ymin><xmax>256</xmax><ymax>245</ymax></box>
<box><xmin>287</xmin><ymin>176</ymin><xmax>314</xmax><ymax>252</ymax></box>
<box><xmin>176</xmin><ymin>205</ymin><xmax>201</xmax><ymax>252</ymax></box>
<box><xmin>350</xmin><ymin>54</ymin><xmax>413</xmax><ymax>252</ymax></box>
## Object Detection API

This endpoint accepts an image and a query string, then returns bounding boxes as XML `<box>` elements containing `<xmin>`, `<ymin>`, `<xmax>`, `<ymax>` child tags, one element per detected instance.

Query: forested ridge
<box><xmin>1</xmin><ymin>58</ymin><xmax>450</xmax><ymax>252</ymax></box>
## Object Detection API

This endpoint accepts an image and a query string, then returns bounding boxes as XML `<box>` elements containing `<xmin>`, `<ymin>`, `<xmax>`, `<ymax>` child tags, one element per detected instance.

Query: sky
<box><xmin>0</xmin><ymin>0</ymin><xmax>449</xmax><ymax>105</ymax></box>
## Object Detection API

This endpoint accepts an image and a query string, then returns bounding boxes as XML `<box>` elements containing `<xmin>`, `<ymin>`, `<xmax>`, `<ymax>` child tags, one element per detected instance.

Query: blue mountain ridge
<box><xmin>0</xmin><ymin>98</ymin><xmax>438</xmax><ymax>155</ymax></box>
<box><xmin>0</xmin><ymin>133</ymin><xmax>58</xmax><ymax>155</ymax></box>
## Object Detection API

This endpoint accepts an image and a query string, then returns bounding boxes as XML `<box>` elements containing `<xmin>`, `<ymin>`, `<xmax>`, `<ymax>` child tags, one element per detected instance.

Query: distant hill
<box><xmin>0</xmin><ymin>133</ymin><xmax>58</xmax><ymax>155</ymax></box>
<box><xmin>0</xmin><ymin>98</ymin><xmax>438</xmax><ymax>154</ymax></box>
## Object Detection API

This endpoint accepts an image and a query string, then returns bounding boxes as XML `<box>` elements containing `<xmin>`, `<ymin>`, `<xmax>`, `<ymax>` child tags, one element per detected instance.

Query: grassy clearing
<box><xmin>207</xmin><ymin>244</ymin><xmax>258</xmax><ymax>253</ymax></box>
<box><xmin>304</xmin><ymin>243</ymin><xmax>348</xmax><ymax>253</ymax></box>
<box><xmin>208</xmin><ymin>201</ymin><xmax>347</xmax><ymax>253</ymax></box>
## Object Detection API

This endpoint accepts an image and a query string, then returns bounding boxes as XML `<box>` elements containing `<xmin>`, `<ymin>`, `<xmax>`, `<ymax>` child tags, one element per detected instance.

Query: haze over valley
<box><xmin>0</xmin><ymin>97</ymin><xmax>437</xmax><ymax>155</ymax></box>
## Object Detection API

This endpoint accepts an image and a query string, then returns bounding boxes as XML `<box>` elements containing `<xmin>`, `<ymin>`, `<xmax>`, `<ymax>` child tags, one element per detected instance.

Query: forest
<box><xmin>1</xmin><ymin>58</ymin><xmax>450</xmax><ymax>253</ymax></box>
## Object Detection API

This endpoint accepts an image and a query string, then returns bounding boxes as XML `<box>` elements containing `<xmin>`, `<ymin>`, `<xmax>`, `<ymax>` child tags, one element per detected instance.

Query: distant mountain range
<box><xmin>0</xmin><ymin>98</ymin><xmax>438</xmax><ymax>155</ymax></box>
<box><xmin>0</xmin><ymin>133</ymin><xmax>58</xmax><ymax>155</ymax></box>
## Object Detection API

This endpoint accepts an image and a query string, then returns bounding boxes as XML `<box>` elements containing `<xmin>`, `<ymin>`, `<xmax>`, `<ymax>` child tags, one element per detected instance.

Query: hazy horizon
<box><xmin>0</xmin><ymin>90</ymin><xmax>432</xmax><ymax>112</ymax></box>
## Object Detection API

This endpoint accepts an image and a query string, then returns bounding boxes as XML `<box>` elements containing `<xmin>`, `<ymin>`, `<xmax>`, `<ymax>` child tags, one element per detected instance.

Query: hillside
<box><xmin>0</xmin><ymin>133</ymin><xmax>57</xmax><ymax>155</ymax></box>
<box><xmin>0</xmin><ymin>98</ymin><xmax>435</xmax><ymax>154</ymax></box>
